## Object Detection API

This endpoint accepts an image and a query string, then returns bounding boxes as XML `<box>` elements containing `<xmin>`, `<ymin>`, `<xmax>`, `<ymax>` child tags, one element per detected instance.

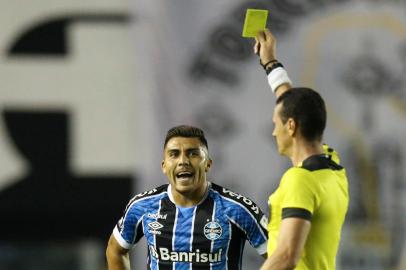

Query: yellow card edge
<box><xmin>242</xmin><ymin>9</ymin><xmax>269</xmax><ymax>38</ymax></box>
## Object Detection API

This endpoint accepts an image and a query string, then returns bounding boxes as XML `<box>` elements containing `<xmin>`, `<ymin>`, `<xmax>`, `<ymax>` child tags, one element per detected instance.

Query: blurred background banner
<box><xmin>1</xmin><ymin>0</ymin><xmax>406</xmax><ymax>269</ymax></box>
<box><xmin>133</xmin><ymin>0</ymin><xmax>406</xmax><ymax>269</ymax></box>
<box><xmin>0</xmin><ymin>1</ymin><xmax>137</xmax><ymax>269</ymax></box>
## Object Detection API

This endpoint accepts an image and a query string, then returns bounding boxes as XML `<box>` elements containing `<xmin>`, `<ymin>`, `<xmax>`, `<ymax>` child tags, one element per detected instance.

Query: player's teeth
<box><xmin>177</xmin><ymin>173</ymin><xmax>192</xmax><ymax>177</ymax></box>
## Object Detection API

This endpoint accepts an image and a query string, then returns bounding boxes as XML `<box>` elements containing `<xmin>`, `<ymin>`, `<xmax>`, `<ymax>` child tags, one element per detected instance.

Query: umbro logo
<box><xmin>148</xmin><ymin>221</ymin><xmax>163</xmax><ymax>235</ymax></box>
<box><xmin>148</xmin><ymin>221</ymin><xmax>163</xmax><ymax>230</ymax></box>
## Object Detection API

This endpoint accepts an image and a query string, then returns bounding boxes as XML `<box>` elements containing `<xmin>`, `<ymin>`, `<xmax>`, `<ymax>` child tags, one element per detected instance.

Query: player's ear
<box><xmin>205</xmin><ymin>159</ymin><xmax>212</xmax><ymax>172</ymax></box>
<box><xmin>161</xmin><ymin>160</ymin><xmax>166</xmax><ymax>174</ymax></box>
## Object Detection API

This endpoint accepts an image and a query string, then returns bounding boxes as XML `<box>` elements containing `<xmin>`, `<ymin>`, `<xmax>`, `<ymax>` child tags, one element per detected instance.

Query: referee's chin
<box><xmin>277</xmin><ymin>145</ymin><xmax>290</xmax><ymax>157</ymax></box>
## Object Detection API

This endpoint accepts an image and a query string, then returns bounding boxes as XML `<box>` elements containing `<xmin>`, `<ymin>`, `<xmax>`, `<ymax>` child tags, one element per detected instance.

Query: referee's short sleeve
<box><xmin>280</xmin><ymin>168</ymin><xmax>318</xmax><ymax>217</ymax></box>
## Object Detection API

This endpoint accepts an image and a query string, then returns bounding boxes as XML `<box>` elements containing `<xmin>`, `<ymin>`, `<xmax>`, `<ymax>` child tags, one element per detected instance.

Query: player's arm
<box><xmin>106</xmin><ymin>234</ymin><xmax>131</xmax><ymax>270</ymax></box>
<box><xmin>233</xmin><ymin>198</ymin><xmax>269</xmax><ymax>258</ymax></box>
<box><xmin>254</xmin><ymin>29</ymin><xmax>292</xmax><ymax>98</ymax></box>
<box><xmin>260</xmin><ymin>217</ymin><xmax>310</xmax><ymax>270</ymax></box>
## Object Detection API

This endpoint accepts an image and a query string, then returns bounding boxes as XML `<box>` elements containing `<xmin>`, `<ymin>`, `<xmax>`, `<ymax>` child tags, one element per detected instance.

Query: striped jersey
<box><xmin>113</xmin><ymin>182</ymin><xmax>268</xmax><ymax>269</ymax></box>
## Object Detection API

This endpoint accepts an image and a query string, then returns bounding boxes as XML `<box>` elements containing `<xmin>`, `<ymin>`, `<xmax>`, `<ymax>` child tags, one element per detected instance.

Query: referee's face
<box><xmin>272</xmin><ymin>103</ymin><xmax>292</xmax><ymax>156</ymax></box>
<box><xmin>162</xmin><ymin>137</ymin><xmax>212</xmax><ymax>202</ymax></box>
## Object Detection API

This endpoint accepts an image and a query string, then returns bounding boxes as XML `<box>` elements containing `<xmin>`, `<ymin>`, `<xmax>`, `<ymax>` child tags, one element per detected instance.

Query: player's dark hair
<box><xmin>276</xmin><ymin>88</ymin><xmax>326</xmax><ymax>142</ymax></box>
<box><xmin>164</xmin><ymin>125</ymin><xmax>208</xmax><ymax>149</ymax></box>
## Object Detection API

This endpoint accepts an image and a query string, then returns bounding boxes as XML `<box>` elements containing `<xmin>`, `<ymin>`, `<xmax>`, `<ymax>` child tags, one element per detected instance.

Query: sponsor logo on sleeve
<box><xmin>222</xmin><ymin>187</ymin><xmax>260</xmax><ymax>214</ymax></box>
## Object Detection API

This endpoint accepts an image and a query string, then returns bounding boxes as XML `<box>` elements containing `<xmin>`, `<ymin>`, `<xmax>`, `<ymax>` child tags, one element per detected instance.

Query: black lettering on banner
<box><xmin>188</xmin><ymin>0</ymin><xmax>293</xmax><ymax>86</ymax></box>
<box><xmin>273</xmin><ymin>0</ymin><xmax>317</xmax><ymax>16</ymax></box>
<box><xmin>8</xmin><ymin>13</ymin><xmax>131</xmax><ymax>56</ymax></box>
<box><xmin>189</xmin><ymin>52</ymin><xmax>239</xmax><ymax>86</ymax></box>
<box><xmin>188</xmin><ymin>0</ymin><xmax>361</xmax><ymax>86</ymax></box>
<box><xmin>0</xmin><ymin>111</ymin><xmax>132</xmax><ymax>241</ymax></box>
<box><xmin>1</xmin><ymin>13</ymin><xmax>135</xmax><ymax>240</ymax></box>
<box><xmin>210</xmin><ymin>25</ymin><xmax>252</xmax><ymax>61</ymax></box>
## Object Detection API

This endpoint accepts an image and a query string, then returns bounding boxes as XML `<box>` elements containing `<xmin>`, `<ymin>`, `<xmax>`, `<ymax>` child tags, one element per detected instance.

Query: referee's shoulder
<box><xmin>280</xmin><ymin>167</ymin><xmax>312</xmax><ymax>185</ymax></box>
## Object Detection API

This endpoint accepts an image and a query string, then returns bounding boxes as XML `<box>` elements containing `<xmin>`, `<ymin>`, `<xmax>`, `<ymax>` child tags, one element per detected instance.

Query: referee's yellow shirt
<box><xmin>267</xmin><ymin>146</ymin><xmax>349</xmax><ymax>270</ymax></box>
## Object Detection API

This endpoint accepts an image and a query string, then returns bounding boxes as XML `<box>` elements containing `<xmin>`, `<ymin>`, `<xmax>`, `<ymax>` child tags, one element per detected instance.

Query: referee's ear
<box><xmin>287</xmin><ymin>117</ymin><xmax>297</xmax><ymax>137</ymax></box>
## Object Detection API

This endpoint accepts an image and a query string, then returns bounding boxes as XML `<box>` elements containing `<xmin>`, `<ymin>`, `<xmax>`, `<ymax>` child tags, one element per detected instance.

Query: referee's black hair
<box><xmin>164</xmin><ymin>125</ymin><xmax>208</xmax><ymax>149</ymax></box>
<box><xmin>276</xmin><ymin>88</ymin><xmax>326</xmax><ymax>142</ymax></box>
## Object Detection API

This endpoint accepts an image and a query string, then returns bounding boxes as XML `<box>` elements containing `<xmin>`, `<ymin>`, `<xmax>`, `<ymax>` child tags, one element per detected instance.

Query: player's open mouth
<box><xmin>176</xmin><ymin>171</ymin><xmax>194</xmax><ymax>181</ymax></box>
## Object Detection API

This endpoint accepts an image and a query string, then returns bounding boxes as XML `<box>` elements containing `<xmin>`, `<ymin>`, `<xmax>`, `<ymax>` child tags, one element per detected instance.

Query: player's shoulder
<box><xmin>120</xmin><ymin>184</ymin><xmax>168</xmax><ymax>217</ymax></box>
<box><xmin>210</xmin><ymin>182</ymin><xmax>263</xmax><ymax>217</ymax></box>
<box><xmin>210</xmin><ymin>182</ymin><xmax>253</xmax><ymax>204</ymax></box>
<box><xmin>128</xmin><ymin>184</ymin><xmax>168</xmax><ymax>204</ymax></box>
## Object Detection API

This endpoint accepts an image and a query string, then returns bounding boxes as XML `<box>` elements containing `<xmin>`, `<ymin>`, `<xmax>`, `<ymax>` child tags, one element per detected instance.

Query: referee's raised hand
<box><xmin>254</xmin><ymin>28</ymin><xmax>292</xmax><ymax>96</ymax></box>
<box><xmin>254</xmin><ymin>29</ymin><xmax>277</xmax><ymax>68</ymax></box>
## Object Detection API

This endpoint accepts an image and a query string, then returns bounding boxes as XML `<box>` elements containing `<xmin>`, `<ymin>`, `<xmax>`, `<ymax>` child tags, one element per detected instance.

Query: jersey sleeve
<box><xmin>113</xmin><ymin>197</ymin><xmax>147</xmax><ymax>249</ymax></box>
<box><xmin>280</xmin><ymin>168</ymin><xmax>319</xmax><ymax>220</ymax></box>
<box><xmin>230</xmin><ymin>197</ymin><xmax>269</xmax><ymax>255</ymax></box>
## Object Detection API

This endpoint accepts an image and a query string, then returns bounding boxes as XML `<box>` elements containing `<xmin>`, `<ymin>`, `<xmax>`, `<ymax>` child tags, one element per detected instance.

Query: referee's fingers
<box><xmin>264</xmin><ymin>28</ymin><xmax>275</xmax><ymax>43</ymax></box>
<box><xmin>254</xmin><ymin>38</ymin><xmax>260</xmax><ymax>55</ymax></box>
<box><xmin>256</xmin><ymin>30</ymin><xmax>266</xmax><ymax>43</ymax></box>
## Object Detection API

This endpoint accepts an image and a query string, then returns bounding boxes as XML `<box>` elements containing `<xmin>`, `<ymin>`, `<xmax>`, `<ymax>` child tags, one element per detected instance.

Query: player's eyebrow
<box><xmin>186</xmin><ymin>148</ymin><xmax>200</xmax><ymax>152</ymax></box>
<box><xmin>166</xmin><ymin>147</ymin><xmax>201</xmax><ymax>154</ymax></box>
<box><xmin>166</xmin><ymin>148</ymin><xmax>179</xmax><ymax>153</ymax></box>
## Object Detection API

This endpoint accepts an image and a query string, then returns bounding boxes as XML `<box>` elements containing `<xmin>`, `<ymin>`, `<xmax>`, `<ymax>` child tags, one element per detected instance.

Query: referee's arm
<box><xmin>260</xmin><ymin>217</ymin><xmax>311</xmax><ymax>270</ymax></box>
<box><xmin>106</xmin><ymin>234</ymin><xmax>131</xmax><ymax>270</ymax></box>
<box><xmin>254</xmin><ymin>29</ymin><xmax>292</xmax><ymax>98</ymax></box>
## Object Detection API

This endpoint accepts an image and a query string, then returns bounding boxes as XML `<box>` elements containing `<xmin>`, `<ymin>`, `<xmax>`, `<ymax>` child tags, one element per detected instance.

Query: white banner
<box><xmin>133</xmin><ymin>0</ymin><xmax>406</xmax><ymax>269</ymax></box>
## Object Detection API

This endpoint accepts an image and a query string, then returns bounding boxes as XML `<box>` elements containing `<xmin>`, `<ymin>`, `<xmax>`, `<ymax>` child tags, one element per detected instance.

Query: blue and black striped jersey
<box><xmin>113</xmin><ymin>182</ymin><xmax>268</xmax><ymax>269</ymax></box>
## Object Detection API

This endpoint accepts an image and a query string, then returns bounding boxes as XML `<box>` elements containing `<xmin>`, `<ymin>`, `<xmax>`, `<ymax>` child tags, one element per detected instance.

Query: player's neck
<box><xmin>171</xmin><ymin>182</ymin><xmax>209</xmax><ymax>207</ymax></box>
<box><xmin>290</xmin><ymin>139</ymin><xmax>324</xmax><ymax>167</ymax></box>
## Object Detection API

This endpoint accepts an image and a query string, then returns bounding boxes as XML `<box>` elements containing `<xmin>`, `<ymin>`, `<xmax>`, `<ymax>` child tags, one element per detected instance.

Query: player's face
<box><xmin>272</xmin><ymin>103</ymin><xmax>292</xmax><ymax>156</ymax></box>
<box><xmin>162</xmin><ymin>137</ymin><xmax>212</xmax><ymax>199</ymax></box>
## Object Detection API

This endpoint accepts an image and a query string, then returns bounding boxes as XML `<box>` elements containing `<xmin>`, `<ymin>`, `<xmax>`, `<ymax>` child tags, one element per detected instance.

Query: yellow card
<box><xmin>242</xmin><ymin>9</ymin><xmax>268</xmax><ymax>38</ymax></box>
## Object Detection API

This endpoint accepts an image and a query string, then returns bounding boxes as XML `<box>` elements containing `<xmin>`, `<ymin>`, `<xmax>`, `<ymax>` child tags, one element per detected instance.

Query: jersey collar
<box><xmin>167</xmin><ymin>181</ymin><xmax>212</xmax><ymax>207</ymax></box>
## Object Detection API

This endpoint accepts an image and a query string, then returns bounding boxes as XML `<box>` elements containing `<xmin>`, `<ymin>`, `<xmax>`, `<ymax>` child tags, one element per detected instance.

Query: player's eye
<box><xmin>188</xmin><ymin>150</ymin><xmax>199</xmax><ymax>157</ymax></box>
<box><xmin>168</xmin><ymin>151</ymin><xmax>179</xmax><ymax>157</ymax></box>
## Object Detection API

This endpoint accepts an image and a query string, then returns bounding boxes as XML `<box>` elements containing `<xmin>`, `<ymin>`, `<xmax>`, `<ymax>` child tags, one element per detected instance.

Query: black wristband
<box><xmin>265</xmin><ymin>62</ymin><xmax>284</xmax><ymax>75</ymax></box>
<box><xmin>260</xmin><ymin>59</ymin><xmax>278</xmax><ymax>69</ymax></box>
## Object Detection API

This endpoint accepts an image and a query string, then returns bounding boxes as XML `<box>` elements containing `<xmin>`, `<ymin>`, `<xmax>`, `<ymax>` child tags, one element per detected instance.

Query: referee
<box><xmin>255</xmin><ymin>29</ymin><xmax>349</xmax><ymax>270</ymax></box>
<box><xmin>106</xmin><ymin>125</ymin><xmax>268</xmax><ymax>269</ymax></box>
